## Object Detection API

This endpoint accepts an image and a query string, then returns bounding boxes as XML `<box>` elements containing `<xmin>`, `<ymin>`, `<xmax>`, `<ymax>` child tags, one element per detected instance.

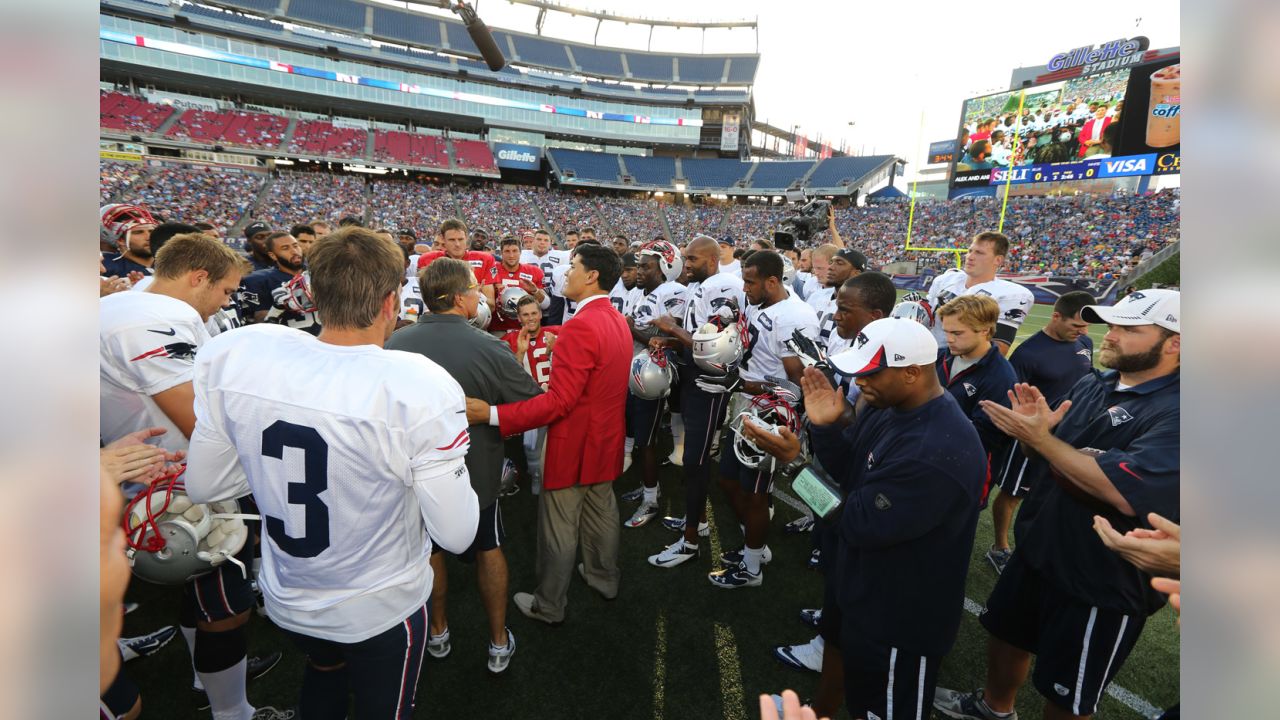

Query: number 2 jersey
<box><xmin>501</xmin><ymin>325</ymin><xmax>561</xmax><ymax>389</ymax></box>
<box><xmin>184</xmin><ymin>323</ymin><xmax>480</xmax><ymax>643</ymax></box>
<box><xmin>740</xmin><ymin>293</ymin><xmax>820</xmax><ymax>385</ymax></box>
<box><xmin>926</xmin><ymin>269</ymin><xmax>1035</xmax><ymax>348</ymax></box>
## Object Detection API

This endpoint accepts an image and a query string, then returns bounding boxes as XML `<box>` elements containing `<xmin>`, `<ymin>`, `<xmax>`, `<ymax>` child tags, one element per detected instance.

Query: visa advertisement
<box><xmin>950</xmin><ymin>52</ymin><xmax>1180</xmax><ymax>188</ymax></box>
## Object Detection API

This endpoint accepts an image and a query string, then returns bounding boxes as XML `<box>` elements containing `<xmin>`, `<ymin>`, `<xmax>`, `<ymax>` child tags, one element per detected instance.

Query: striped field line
<box><xmin>652</xmin><ymin>610</ymin><xmax>667</xmax><ymax>720</ymax></box>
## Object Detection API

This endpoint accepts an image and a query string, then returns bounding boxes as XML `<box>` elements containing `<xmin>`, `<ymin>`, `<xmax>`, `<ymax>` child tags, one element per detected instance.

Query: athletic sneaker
<box><xmin>118</xmin><ymin>625</ymin><xmax>177</xmax><ymax>662</ymax></box>
<box><xmin>986</xmin><ymin>546</ymin><xmax>1013</xmax><ymax>575</ymax></box>
<box><xmin>798</xmin><ymin>608</ymin><xmax>823</xmax><ymax>628</ymax></box>
<box><xmin>251</xmin><ymin>708</ymin><xmax>295</xmax><ymax>720</ymax></box>
<box><xmin>499</xmin><ymin>480</ymin><xmax>520</xmax><ymax>498</ymax></box>
<box><xmin>933</xmin><ymin>687</ymin><xmax>1019</xmax><ymax>720</ymax></box>
<box><xmin>194</xmin><ymin>652</ymin><xmax>283</xmax><ymax>709</ymax></box>
<box><xmin>123</xmin><ymin>602</ymin><xmax>139</xmax><ymax>615</ymax></box>
<box><xmin>719</xmin><ymin>545</ymin><xmax>772</xmax><ymax>567</ymax></box>
<box><xmin>487</xmin><ymin>628</ymin><xmax>516</xmax><ymax>674</ymax></box>
<box><xmin>773</xmin><ymin>636</ymin><xmax>823</xmax><ymax>673</ymax></box>
<box><xmin>648</xmin><ymin>539</ymin><xmax>700</xmax><ymax>568</ymax></box>
<box><xmin>660</xmin><ymin>515</ymin><xmax>710</xmax><ymax>537</ymax></box>
<box><xmin>666</xmin><ymin>445</ymin><xmax>684</xmax><ymax>467</ymax></box>
<box><xmin>427</xmin><ymin>627</ymin><xmax>452</xmax><ymax>659</ymax></box>
<box><xmin>625</xmin><ymin>502</ymin><xmax>660</xmax><ymax>528</ymax></box>
<box><xmin>708</xmin><ymin>562</ymin><xmax>762</xmax><ymax>589</ymax></box>
<box><xmin>620</xmin><ymin>485</ymin><xmax>645</xmax><ymax>503</ymax></box>
<box><xmin>622</xmin><ymin>454</ymin><xmax>633</xmax><ymax>474</ymax></box>
<box><xmin>783</xmin><ymin>516</ymin><xmax>815</xmax><ymax>533</ymax></box>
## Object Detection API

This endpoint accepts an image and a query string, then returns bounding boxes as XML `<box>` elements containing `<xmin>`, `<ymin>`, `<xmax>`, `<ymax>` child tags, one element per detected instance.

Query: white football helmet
<box><xmin>629</xmin><ymin>349</ymin><xmax>677</xmax><ymax>400</ymax></box>
<box><xmin>470</xmin><ymin>300</ymin><xmax>492</xmax><ymax>330</ymax></box>
<box><xmin>781</xmin><ymin>255</ymin><xmax>796</xmax><ymax>286</ymax></box>
<box><xmin>729</xmin><ymin>389</ymin><xmax>802</xmax><ymax>470</ymax></box>
<box><xmin>123</xmin><ymin>474</ymin><xmax>252</xmax><ymax>585</ymax></box>
<box><xmin>638</xmin><ymin>240</ymin><xmax>684</xmax><ymax>282</ymax></box>
<box><xmin>692</xmin><ymin>321</ymin><xmax>743</xmax><ymax>375</ymax></box>
<box><xmin>499</xmin><ymin>286</ymin><xmax>529</xmax><ymax>320</ymax></box>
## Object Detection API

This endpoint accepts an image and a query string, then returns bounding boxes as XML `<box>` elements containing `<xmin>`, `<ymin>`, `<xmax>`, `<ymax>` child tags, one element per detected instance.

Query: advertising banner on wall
<box><xmin>493</xmin><ymin>143</ymin><xmax>542</xmax><ymax>170</ymax></box>
<box><xmin>720</xmin><ymin>112</ymin><xmax>741</xmax><ymax>152</ymax></box>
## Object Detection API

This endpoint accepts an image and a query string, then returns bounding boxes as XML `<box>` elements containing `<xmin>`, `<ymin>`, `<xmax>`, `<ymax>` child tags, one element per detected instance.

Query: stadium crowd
<box><xmin>99</xmin><ymin>171</ymin><xmax>1180</xmax><ymax>720</ymax></box>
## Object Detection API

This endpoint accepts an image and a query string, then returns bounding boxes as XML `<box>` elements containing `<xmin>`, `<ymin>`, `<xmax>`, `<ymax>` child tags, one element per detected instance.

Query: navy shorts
<box><xmin>100</xmin><ymin>663</ymin><xmax>138</xmax><ymax>719</ymax></box>
<box><xmin>182</xmin><ymin>539</ymin><xmax>256</xmax><ymax>624</ymax></box>
<box><xmin>718</xmin><ymin>423</ymin><xmax>772</xmax><ymax>495</ymax></box>
<box><xmin>980</xmin><ymin>551</ymin><xmax>1146</xmax><ymax>716</ymax></box>
<box><xmin>678</xmin><ymin>372</ymin><xmax>728</xmax><ymax>469</ymax></box>
<box><xmin>994</xmin><ymin>440</ymin><xmax>1034</xmax><ymax>498</ymax></box>
<box><xmin>840</xmin><ymin>629</ymin><xmax>941</xmax><ymax>720</ymax></box>
<box><xmin>432</xmin><ymin>500</ymin><xmax>504</xmax><ymax>562</ymax></box>
<box><xmin>628</xmin><ymin>393</ymin><xmax>667</xmax><ymax>448</ymax></box>
<box><xmin>284</xmin><ymin>604</ymin><xmax>429</xmax><ymax>720</ymax></box>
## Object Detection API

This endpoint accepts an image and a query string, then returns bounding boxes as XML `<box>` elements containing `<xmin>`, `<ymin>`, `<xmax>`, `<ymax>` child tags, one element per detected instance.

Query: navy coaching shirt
<box><xmin>1017</xmin><ymin>369</ymin><xmax>1180</xmax><ymax>615</ymax></box>
<box><xmin>810</xmin><ymin>391</ymin><xmax>986</xmax><ymax>657</ymax></box>
<box><xmin>937</xmin><ymin>344</ymin><xmax>1017</xmax><ymax>458</ymax></box>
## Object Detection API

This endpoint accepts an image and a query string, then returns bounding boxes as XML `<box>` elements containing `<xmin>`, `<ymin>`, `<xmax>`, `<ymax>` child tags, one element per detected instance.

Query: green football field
<box><xmin>119</xmin><ymin>297</ymin><xmax>1177</xmax><ymax>719</ymax></box>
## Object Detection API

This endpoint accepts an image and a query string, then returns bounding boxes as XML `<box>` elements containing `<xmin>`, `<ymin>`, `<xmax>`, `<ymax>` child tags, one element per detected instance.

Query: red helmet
<box><xmin>100</xmin><ymin>203</ymin><xmax>158</xmax><ymax>246</ymax></box>
<box><xmin>638</xmin><ymin>240</ymin><xmax>684</xmax><ymax>282</ymax></box>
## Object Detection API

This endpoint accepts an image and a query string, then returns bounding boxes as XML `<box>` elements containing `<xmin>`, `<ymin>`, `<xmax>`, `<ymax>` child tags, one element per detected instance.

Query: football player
<box><xmin>926</xmin><ymin>231</ymin><xmax>1035</xmax><ymax>355</ymax></box>
<box><xmin>697</xmin><ymin>250</ymin><xmax>819</xmax><ymax>588</ymax></box>
<box><xmin>501</xmin><ymin>294</ymin><xmax>561</xmax><ymax>495</ymax></box>
<box><xmin>620</xmin><ymin>241</ymin><xmax>688</xmax><ymax>527</ymax></box>
<box><xmin>520</xmin><ymin>228</ymin><xmax>571</xmax><ymax>324</ymax></box>
<box><xmin>100</xmin><ymin>232</ymin><xmax>285</xmax><ymax>720</ymax></box>
<box><xmin>185</xmin><ymin>227</ymin><xmax>480</xmax><ymax>717</ymax></box>
<box><xmin>491</xmin><ymin>236</ymin><xmax>549</xmax><ymax>336</ymax></box>
<box><xmin>609</xmin><ymin>252</ymin><xmax>644</xmax><ymax>317</ymax></box>
<box><xmin>812</xmin><ymin>248</ymin><xmax>868</xmax><ymax>358</ymax></box>
<box><xmin>416</xmin><ymin>218</ymin><xmax>498</xmax><ymax>311</ymax></box>
<box><xmin>548</xmin><ymin>237</ymin><xmax>602</xmax><ymax>322</ymax></box>
<box><xmin>644</xmin><ymin>235</ymin><xmax>745</xmax><ymax>567</ymax></box>
<box><xmin>100</xmin><ymin>203</ymin><xmax>157</xmax><ymax>280</ymax></box>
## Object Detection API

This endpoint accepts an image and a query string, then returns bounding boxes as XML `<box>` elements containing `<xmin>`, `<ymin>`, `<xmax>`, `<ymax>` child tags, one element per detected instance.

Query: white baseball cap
<box><xmin>1081</xmin><ymin>288</ymin><xmax>1180</xmax><ymax>333</ymax></box>
<box><xmin>828</xmin><ymin>317</ymin><xmax>939</xmax><ymax>377</ymax></box>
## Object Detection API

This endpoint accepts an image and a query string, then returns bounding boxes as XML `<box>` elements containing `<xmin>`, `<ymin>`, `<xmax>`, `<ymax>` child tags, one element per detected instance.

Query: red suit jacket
<box><xmin>496</xmin><ymin>296</ymin><xmax>632</xmax><ymax>490</ymax></box>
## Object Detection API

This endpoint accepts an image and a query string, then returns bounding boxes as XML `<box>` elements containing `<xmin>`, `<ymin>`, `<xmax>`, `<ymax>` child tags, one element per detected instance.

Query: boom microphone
<box><xmin>447</xmin><ymin>1</ymin><xmax>506</xmax><ymax>72</ymax></box>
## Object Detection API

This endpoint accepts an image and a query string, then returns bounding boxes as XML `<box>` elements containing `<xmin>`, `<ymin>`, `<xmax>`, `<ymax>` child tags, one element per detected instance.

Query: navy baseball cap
<box><xmin>832</xmin><ymin>248</ymin><xmax>868</xmax><ymax>272</ymax></box>
<box><xmin>243</xmin><ymin>221</ymin><xmax>270</xmax><ymax>239</ymax></box>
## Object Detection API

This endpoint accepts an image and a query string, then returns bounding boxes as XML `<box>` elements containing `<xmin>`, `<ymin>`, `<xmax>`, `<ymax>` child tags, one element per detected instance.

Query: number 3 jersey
<box><xmin>184</xmin><ymin>324</ymin><xmax>480</xmax><ymax>643</ymax></box>
<box><xmin>740</xmin><ymin>294</ymin><xmax>820</xmax><ymax>384</ymax></box>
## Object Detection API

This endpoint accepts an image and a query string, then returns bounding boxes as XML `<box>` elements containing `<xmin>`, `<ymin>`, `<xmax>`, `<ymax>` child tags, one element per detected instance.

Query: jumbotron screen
<box><xmin>949</xmin><ymin>56</ymin><xmax>1180</xmax><ymax>189</ymax></box>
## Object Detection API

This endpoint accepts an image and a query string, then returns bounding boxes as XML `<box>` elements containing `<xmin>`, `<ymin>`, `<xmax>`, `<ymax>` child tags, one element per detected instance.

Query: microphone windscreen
<box><xmin>465</xmin><ymin>18</ymin><xmax>506</xmax><ymax>71</ymax></box>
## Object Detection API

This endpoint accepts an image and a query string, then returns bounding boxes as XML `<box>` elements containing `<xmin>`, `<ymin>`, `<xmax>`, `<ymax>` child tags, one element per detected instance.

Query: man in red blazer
<box><xmin>466</xmin><ymin>243</ymin><xmax>632</xmax><ymax>624</ymax></box>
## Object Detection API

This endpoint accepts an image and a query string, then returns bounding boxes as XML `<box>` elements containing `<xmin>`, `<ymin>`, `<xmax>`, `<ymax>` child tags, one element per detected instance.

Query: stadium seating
<box><xmin>512</xmin><ymin>35</ymin><xmax>575</xmax><ymax>72</ymax></box>
<box><xmin>540</xmin><ymin>193</ymin><xmax>601</xmax><ymax>239</ymax></box>
<box><xmin>257</xmin><ymin>172</ymin><xmax>367</xmax><ymax>228</ymax></box>
<box><xmin>681</xmin><ymin>158</ymin><xmax>750</xmax><ymax>189</ymax></box>
<box><xmin>99</xmin><ymin>91</ymin><xmax>175</xmax><ymax>135</ymax></box>
<box><xmin>372</xmin><ymin>131</ymin><xmax>450</xmax><ymax>169</ymax></box>
<box><xmin>455</xmin><ymin>185</ymin><xmax>548</xmax><ymax>240</ymax></box>
<box><xmin>549</xmin><ymin>149</ymin><xmax>620</xmax><ymax>184</ymax></box>
<box><xmin>726</xmin><ymin>56</ymin><xmax>759</xmax><ymax>84</ymax></box>
<box><xmin>452</xmin><ymin>140</ymin><xmax>498</xmax><ymax>172</ymax></box>
<box><xmin>723</xmin><ymin>205</ymin><xmax>788</xmax><ymax>243</ymax></box>
<box><xmin>572</xmin><ymin>45</ymin><xmax>626</xmax><ymax>78</ymax></box>
<box><xmin>665</xmin><ymin>205</ymin><xmax>726</xmax><ymax>242</ymax></box>
<box><xmin>748</xmin><ymin>161</ymin><xmax>814</xmax><ymax>190</ymax></box>
<box><xmin>219</xmin><ymin>0</ymin><xmax>278</xmax><ymax>13</ymax></box>
<box><xmin>286</xmin><ymin>0</ymin><xmax>365</xmax><ymax>32</ymax></box>
<box><xmin>371</xmin><ymin>7</ymin><xmax>443</xmax><ymax>47</ymax></box>
<box><xmin>625</xmin><ymin>53</ymin><xmax>675</xmax><ymax>82</ymax></box>
<box><xmin>100</xmin><ymin>160</ymin><xmax>145</xmax><ymax>204</ymax></box>
<box><xmin>806</xmin><ymin>156</ymin><xmax>892</xmax><ymax>188</ymax></box>
<box><xmin>128</xmin><ymin>164</ymin><xmax>267</xmax><ymax>238</ymax></box>
<box><xmin>179</xmin><ymin>4</ymin><xmax>283</xmax><ymax>33</ymax></box>
<box><xmin>677</xmin><ymin>56</ymin><xmax>725</xmax><ymax>84</ymax></box>
<box><xmin>165</xmin><ymin>109</ymin><xmax>288</xmax><ymax>150</ymax></box>
<box><xmin>367</xmin><ymin>179</ymin><xmax>457</xmax><ymax>239</ymax></box>
<box><xmin>594</xmin><ymin>197</ymin><xmax>666</xmax><ymax>243</ymax></box>
<box><xmin>287</xmin><ymin>120</ymin><xmax>368</xmax><ymax>159</ymax></box>
<box><xmin>623</xmin><ymin>156</ymin><xmax>678</xmax><ymax>187</ymax></box>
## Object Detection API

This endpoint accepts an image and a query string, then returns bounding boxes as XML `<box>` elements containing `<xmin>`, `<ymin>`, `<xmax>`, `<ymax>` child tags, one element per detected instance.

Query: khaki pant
<box><xmin>533</xmin><ymin>482</ymin><xmax>620</xmax><ymax>621</ymax></box>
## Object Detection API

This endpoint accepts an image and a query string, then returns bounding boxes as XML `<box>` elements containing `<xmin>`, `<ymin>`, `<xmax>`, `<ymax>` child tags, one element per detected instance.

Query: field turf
<box><xmin>118</xmin><ymin>296</ymin><xmax>1178</xmax><ymax>719</ymax></box>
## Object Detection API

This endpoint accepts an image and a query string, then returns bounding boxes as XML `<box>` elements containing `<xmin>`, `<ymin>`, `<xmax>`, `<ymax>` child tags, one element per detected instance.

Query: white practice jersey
<box><xmin>608</xmin><ymin>279</ymin><xmax>644</xmax><ymax>317</ymax></box>
<box><xmin>719</xmin><ymin>259</ymin><xmax>742</xmax><ymax>277</ymax></box>
<box><xmin>802</xmin><ymin>274</ymin><xmax>823</xmax><ymax>301</ymax></box>
<box><xmin>400</xmin><ymin>276</ymin><xmax>424</xmax><ymax>321</ymax></box>
<box><xmin>100</xmin><ymin>291</ymin><xmax>210</xmax><ymax>455</ymax></box>
<box><xmin>630</xmin><ymin>280</ymin><xmax>688</xmax><ymax>354</ymax></box>
<box><xmin>740</xmin><ymin>294</ymin><xmax>820</xmax><ymax>384</ymax></box>
<box><xmin>549</xmin><ymin>263</ymin><xmax>578</xmax><ymax>319</ymax></box>
<box><xmin>520</xmin><ymin>249</ymin><xmax>571</xmax><ymax>290</ymax></box>
<box><xmin>683</xmin><ymin>272</ymin><xmax>746</xmax><ymax>330</ymax></box>
<box><xmin>184</xmin><ymin>324</ymin><xmax>480</xmax><ymax>643</ymax></box>
<box><xmin>926</xmin><ymin>269</ymin><xmax>1035</xmax><ymax>347</ymax></box>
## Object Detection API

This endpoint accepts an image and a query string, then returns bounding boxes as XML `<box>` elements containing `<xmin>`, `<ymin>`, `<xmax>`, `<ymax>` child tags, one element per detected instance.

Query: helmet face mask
<box><xmin>890</xmin><ymin>300</ymin><xmax>935</xmax><ymax>328</ymax></box>
<box><xmin>730</xmin><ymin>390</ymin><xmax>802</xmax><ymax>470</ymax></box>
<box><xmin>123</xmin><ymin>475</ymin><xmax>250</xmax><ymax>585</ymax></box>
<box><xmin>470</xmin><ymin>300</ymin><xmax>492</xmax><ymax>330</ymax></box>
<box><xmin>628</xmin><ymin>349</ymin><xmax>677</xmax><ymax>400</ymax></box>
<box><xmin>638</xmin><ymin>240</ymin><xmax>684</xmax><ymax>283</ymax></box>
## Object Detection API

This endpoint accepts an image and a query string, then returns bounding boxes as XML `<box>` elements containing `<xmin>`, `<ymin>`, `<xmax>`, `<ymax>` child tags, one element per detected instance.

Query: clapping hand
<box><xmin>799</xmin><ymin>367</ymin><xmax>848</xmax><ymax>426</ymax></box>
<box><xmin>741</xmin><ymin>417</ymin><xmax>801</xmax><ymax>465</ymax></box>
<box><xmin>980</xmin><ymin>383</ymin><xmax>1072</xmax><ymax>447</ymax></box>
<box><xmin>1093</xmin><ymin>512</ymin><xmax>1180</xmax><ymax>577</ymax></box>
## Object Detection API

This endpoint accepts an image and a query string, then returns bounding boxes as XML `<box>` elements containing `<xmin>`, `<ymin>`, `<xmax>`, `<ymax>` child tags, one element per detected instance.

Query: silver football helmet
<box><xmin>470</xmin><ymin>299</ymin><xmax>492</xmax><ymax>330</ymax></box>
<box><xmin>628</xmin><ymin>349</ymin><xmax>677</xmax><ymax>400</ymax></box>
<box><xmin>499</xmin><ymin>286</ymin><xmax>529</xmax><ymax>320</ymax></box>
<box><xmin>692</xmin><ymin>321</ymin><xmax>743</xmax><ymax>375</ymax></box>
<box><xmin>890</xmin><ymin>300</ymin><xmax>935</xmax><ymax>329</ymax></box>
<box><xmin>781</xmin><ymin>255</ymin><xmax>796</xmax><ymax>286</ymax></box>
<box><xmin>729</xmin><ymin>389</ymin><xmax>802</xmax><ymax>470</ymax></box>
<box><xmin>123</xmin><ymin>476</ymin><xmax>252</xmax><ymax>585</ymax></box>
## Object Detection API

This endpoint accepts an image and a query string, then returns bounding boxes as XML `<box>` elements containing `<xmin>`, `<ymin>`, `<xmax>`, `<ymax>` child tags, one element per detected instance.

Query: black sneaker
<box><xmin>194</xmin><ymin>651</ymin><xmax>283</xmax><ymax>710</ymax></box>
<box><xmin>933</xmin><ymin>687</ymin><xmax>1019</xmax><ymax>720</ymax></box>
<box><xmin>986</xmin><ymin>546</ymin><xmax>1013</xmax><ymax>574</ymax></box>
<box><xmin>719</xmin><ymin>545</ymin><xmax>772</xmax><ymax>567</ymax></box>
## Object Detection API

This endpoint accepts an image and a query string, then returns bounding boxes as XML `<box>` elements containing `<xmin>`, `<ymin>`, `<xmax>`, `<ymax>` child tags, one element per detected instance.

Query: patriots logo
<box><xmin>1107</xmin><ymin>406</ymin><xmax>1134</xmax><ymax>426</ymax></box>
<box><xmin>866</xmin><ymin>450</ymin><xmax>875</xmax><ymax>469</ymax></box>
<box><xmin>938</xmin><ymin>291</ymin><xmax>957</xmax><ymax>305</ymax></box>
<box><xmin>873</xmin><ymin>493</ymin><xmax>891</xmax><ymax>510</ymax></box>
<box><xmin>963</xmin><ymin>382</ymin><xmax>977</xmax><ymax>397</ymax></box>
<box><xmin>1077</xmin><ymin>348</ymin><xmax>1092</xmax><ymax>357</ymax></box>
<box><xmin>663</xmin><ymin>297</ymin><xmax>683</xmax><ymax>310</ymax></box>
<box><xmin>855</xmin><ymin>331</ymin><xmax>870</xmax><ymax>349</ymax></box>
<box><xmin>1129</xmin><ymin>291</ymin><xmax>1146</xmax><ymax>300</ymax></box>
<box><xmin>130</xmin><ymin>342</ymin><xmax>197</xmax><ymax>362</ymax></box>
<box><xmin>1004</xmin><ymin>308</ymin><xmax>1027</xmax><ymax>321</ymax></box>
<box><xmin>975</xmin><ymin>289</ymin><xmax>994</xmax><ymax>297</ymax></box>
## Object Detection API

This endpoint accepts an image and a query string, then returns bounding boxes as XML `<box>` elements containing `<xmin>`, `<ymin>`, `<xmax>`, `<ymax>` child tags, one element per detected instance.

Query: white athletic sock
<box><xmin>625</xmin><ymin>436</ymin><xmax>635</xmax><ymax>454</ymax></box>
<box><xmin>811</xmin><ymin>634</ymin><xmax>825</xmax><ymax>651</ymax></box>
<box><xmin>670</xmin><ymin>413</ymin><xmax>684</xmax><ymax>446</ymax></box>
<box><xmin>643</xmin><ymin>486</ymin><xmax>658</xmax><ymax>505</ymax></box>
<box><xmin>117</xmin><ymin>637</ymin><xmax>138</xmax><ymax>662</ymax></box>
<box><xmin>181</xmin><ymin>625</ymin><xmax>202</xmax><ymax>690</ymax></box>
<box><xmin>743</xmin><ymin>546</ymin><xmax>763</xmax><ymax>574</ymax></box>
<box><xmin>201</xmin><ymin>658</ymin><xmax>255</xmax><ymax>720</ymax></box>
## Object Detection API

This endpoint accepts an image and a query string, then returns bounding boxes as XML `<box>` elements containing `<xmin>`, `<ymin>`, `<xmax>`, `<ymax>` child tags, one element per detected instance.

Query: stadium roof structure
<box><xmin>186</xmin><ymin>0</ymin><xmax>761</xmax><ymax>87</ymax></box>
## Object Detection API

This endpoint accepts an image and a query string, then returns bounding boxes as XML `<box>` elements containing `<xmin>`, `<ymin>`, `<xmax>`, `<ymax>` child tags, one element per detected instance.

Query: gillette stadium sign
<box><xmin>494</xmin><ymin>143</ymin><xmax>542</xmax><ymax>170</ymax></box>
<box><xmin>1048</xmin><ymin>36</ymin><xmax>1148</xmax><ymax>76</ymax></box>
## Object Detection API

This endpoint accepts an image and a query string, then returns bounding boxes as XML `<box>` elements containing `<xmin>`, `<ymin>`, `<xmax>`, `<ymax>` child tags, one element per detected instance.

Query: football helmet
<box><xmin>729</xmin><ymin>389</ymin><xmax>802</xmax><ymax>470</ymax></box>
<box><xmin>273</xmin><ymin>272</ymin><xmax>317</xmax><ymax>315</ymax></box>
<box><xmin>123</xmin><ymin>470</ymin><xmax>252</xmax><ymax>585</ymax></box>
<box><xmin>638</xmin><ymin>240</ymin><xmax>684</xmax><ymax>282</ymax></box>
<box><xmin>629</xmin><ymin>349</ymin><xmax>677</xmax><ymax>400</ymax></box>
<box><xmin>890</xmin><ymin>299</ymin><xmax>935</xmax><ymax>328</ymax></box>
<box><xmin>100</xmin><ymin>203</ymin><xmax>158</xmax><ymax>246</ymax></box>
<box><xmin>692</xmin><ymin>321</ymin><xmax>743</xmax><ymax>375</ymax></box>
<box><xmin>499</xmin><ymin>286</ymin><xmax>529</xmax><ymax>320</ymax></box>
<box><xmin>781</xmin><ymin>255</ymin><xmax>796</xmax><ymax>286</ymax></box>
<box><xmin>470</xmin><ymin>299</ymin><xmax>492</xmax><ymax>330</ymax></box>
